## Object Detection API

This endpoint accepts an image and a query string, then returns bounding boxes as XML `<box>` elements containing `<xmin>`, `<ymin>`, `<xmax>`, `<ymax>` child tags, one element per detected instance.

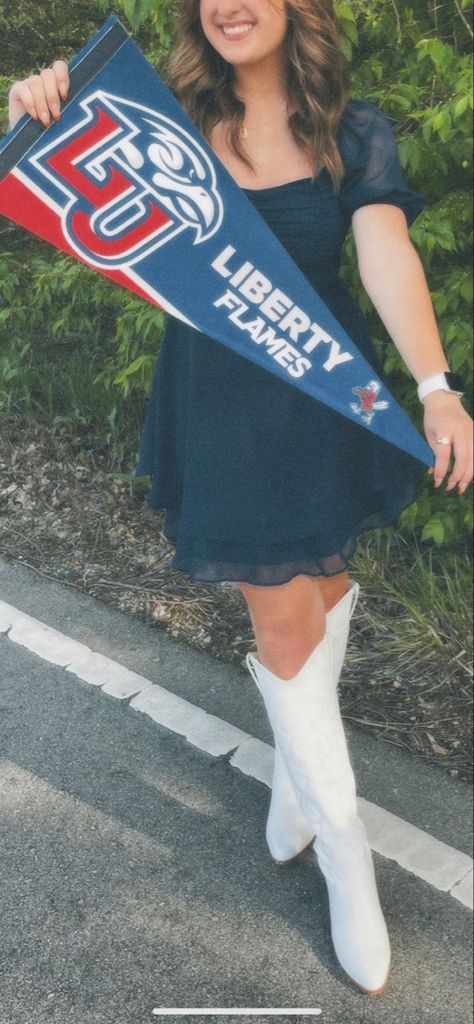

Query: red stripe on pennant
<box><xmin>0</xmin><ymin>170</ymin><xmax>166</xmax><ymax>310</ymax></box>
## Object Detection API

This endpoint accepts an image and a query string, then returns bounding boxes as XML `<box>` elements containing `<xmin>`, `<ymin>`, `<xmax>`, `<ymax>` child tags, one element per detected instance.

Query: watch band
<box><xmin>417</xmin><ymin>372</ymin><xmax>464</xmax><ymax>402</ymax></box>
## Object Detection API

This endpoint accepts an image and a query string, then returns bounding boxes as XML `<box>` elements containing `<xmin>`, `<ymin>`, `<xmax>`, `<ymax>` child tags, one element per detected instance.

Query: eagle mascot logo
<box><xmin>351</xmin><ymin>380</ymin><xmax>390</xmax><ymax>424</ymax></box>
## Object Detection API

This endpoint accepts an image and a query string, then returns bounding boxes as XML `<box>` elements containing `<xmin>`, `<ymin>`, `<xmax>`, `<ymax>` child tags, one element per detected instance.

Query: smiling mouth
<box><xmin>219</xmin><ymin>22</ymin><xmax>256</xmax><ymax>38</ymax></box>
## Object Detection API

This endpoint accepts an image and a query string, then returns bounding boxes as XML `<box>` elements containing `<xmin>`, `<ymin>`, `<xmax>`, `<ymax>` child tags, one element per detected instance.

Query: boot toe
<box><xmin>333</xmin><ymin>933</ymin><xmax>391</xmax><ymax>995</ymax></box>
<box><xmin>268</xmin><ymin>834</ymin><xmax>316</xmax><ymax>865</ymax></box>
<box><xmin>266</xmin><ymin>813</ymin><xmax>316</xmax><ymax>862</ymax></box>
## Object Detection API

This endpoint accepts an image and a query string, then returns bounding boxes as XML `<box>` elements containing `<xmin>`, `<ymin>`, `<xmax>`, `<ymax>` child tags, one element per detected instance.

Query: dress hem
<box><xmin>155</xmin><ymin>504</ymin><xmax>407</xmax><ymax>587</ymax></box>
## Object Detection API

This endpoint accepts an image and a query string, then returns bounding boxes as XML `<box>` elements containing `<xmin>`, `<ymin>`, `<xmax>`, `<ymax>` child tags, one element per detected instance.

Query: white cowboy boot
<box><xmin>263</xmin><ymin>582</ymin><xmax>360</xmax><ymax>865</ymax></box>
<box><xmin>246</xmin><ymin>632</ymin><xmax>391</xmax><ymax>996</ymax></box>
<box><xmin>265</xmin><ymin>733</ymin><xmax>316</xmax><ymax>864</ymax></box>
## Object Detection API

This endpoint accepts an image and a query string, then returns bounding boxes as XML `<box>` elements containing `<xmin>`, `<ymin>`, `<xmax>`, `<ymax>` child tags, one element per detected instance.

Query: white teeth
<box><xmin>221</xmin><ymin>23</ymin><xmax>254</xmax><ymax>36</ymax></box>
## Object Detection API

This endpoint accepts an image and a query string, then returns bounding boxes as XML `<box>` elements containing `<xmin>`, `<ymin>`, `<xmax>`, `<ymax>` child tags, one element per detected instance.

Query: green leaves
<box><xmin>415</xmin><ymin>37</ymin><xmax>454</xmax><ymax>73</ymax></box>
<box><xmin>112</xmin><ymin>0</ymin><xmax>178</xmax><ymax>48</ymax></box>
<box><xmin>421</xmin><ymin>517</ymin><xmax>446</xmax><ymax>546</ymax></box>
<box><xmin>336</xmin><ymin>1</ymin><xmax>359</xmax><ymax>61</ymax></box>
<box><xmin>120</xmin><ymin>0</ymin><xmax>156</xmax><ymax>31</ymax></box>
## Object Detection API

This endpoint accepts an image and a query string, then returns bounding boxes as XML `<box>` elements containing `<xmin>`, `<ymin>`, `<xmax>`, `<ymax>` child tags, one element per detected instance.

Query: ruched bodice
<box><xmin>239</xmin><ymin>174</ymin><xmax>348</xmax><ymax>292</ymax></box>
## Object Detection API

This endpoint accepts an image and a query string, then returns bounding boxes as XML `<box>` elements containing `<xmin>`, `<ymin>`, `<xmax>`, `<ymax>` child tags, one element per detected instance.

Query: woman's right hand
<box><xmin>8</xmin><ymin>61</ymin><xmax>69</xmax><ymax>130</ymax></box>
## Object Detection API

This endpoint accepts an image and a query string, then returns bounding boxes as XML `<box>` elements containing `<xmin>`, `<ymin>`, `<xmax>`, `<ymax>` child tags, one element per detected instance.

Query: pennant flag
<box><xmin>0</xmin><ymin>14</ymin><xmax>433</xmax><ymax>467</ymax></box>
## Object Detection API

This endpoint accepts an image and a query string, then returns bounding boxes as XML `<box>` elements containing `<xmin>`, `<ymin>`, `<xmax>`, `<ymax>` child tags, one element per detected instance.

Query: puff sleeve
<box><xmin>338</xmin><ymin>100</ymin><xmax>425</xmax><ymax>227</ymax></box>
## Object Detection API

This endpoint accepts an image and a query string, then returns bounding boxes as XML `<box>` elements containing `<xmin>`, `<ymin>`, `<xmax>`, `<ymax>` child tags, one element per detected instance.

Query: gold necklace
<box><xmin>238</xmin><ymin>102</ymin><xmax>291</xmax><ymax>140</ymax></box>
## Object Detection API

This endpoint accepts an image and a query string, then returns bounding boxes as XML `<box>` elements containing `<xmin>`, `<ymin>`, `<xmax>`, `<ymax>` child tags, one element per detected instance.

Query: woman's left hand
<box><xmin>423</xmin><ymin>391</ymin><xmax>473</xmax><ymax>494</ymax></box>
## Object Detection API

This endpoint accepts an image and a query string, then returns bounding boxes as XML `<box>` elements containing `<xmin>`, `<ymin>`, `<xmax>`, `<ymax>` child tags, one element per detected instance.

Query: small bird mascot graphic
<box><xmin>350</xmin><ymin>380</ymin><xmax>390</xmax><ymax>425</ymax></box>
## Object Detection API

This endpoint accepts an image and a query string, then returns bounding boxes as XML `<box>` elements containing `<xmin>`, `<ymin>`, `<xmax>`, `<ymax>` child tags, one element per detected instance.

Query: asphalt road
<box><xmin>0</xmin><ymin>554</ymin><xmax>472</xmax><ymax>1024</ymax></box>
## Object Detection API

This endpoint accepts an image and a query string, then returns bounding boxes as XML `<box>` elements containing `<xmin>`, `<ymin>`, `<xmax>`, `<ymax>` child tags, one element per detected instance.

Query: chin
<box><xmin>211</xmin><ymin>39</ymin><xmax>281</xmax><ymax>66</ymax></box>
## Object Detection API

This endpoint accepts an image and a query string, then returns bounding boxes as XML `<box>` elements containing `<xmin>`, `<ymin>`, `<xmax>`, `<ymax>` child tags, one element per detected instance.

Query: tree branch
<box><xmin>390</xmin><ymin>0</ymin><xmax>403</xmax><ymax>44</ymax></box>
<box><xmin>453</xmin><ymin>0</ymin><xmax>473</xmax><ymax>40</ymax></box>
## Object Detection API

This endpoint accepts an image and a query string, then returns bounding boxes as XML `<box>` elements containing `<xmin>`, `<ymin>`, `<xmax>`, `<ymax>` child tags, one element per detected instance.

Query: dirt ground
<box><xmin>0</xmin><ymin>420</ymin><xmax>471</xmax><ymax>782</ymax></box>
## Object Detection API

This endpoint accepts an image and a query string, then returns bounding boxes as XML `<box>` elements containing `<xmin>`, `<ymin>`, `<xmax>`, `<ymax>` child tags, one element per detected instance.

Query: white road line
<box><xmin>0</xmin><ymin>597</ymin><xmax>472</xmax><ymax>910</ymax></box>
<box><xmin>151</xmin><ymin>1010</ymin><xmax>322</xmax><ymax>1016</ymax></box>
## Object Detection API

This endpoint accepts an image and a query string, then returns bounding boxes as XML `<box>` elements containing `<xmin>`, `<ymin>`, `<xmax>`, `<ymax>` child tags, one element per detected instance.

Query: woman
<box><xmin>8</xmin><ymin>0</ymin><xmax>473</xmax><ymax>998</ymax></box>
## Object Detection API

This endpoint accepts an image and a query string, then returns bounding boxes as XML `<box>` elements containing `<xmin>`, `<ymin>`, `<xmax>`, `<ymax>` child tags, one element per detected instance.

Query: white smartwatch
<box><xmin>417</xmin><ymin>372</ymin><xmax>464</xmax><ymax>403</ymax></box>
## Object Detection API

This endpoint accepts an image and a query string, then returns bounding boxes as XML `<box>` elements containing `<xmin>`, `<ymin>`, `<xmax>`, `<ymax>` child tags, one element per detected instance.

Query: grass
<box><xmin>352</xmin><ymin>530</ymin><xmax>472</xmax><ymax>682</ymax></box>
<box><xmin>0</xmin><ymin>316</ymin><xmax>148</xmax><ymax>475</ymax></box>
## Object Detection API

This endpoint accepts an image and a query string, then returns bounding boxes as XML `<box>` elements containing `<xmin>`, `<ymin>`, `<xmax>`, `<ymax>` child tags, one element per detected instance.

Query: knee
<box><xmin>258</xmin><ymin>613</ymin><xmax>326</xmax><ymax>647</ymax></box>
<box><xmin>237</xmin><ymin>589</ymin><xmax>326</xmax><ymax>642</ymax></box>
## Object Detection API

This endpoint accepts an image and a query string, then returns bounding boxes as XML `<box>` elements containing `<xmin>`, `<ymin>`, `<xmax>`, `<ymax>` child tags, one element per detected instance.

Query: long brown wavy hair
<box><xmin>161</xmin><ymin>0</ymin><xmax>352</xmax><ymax>193</ymax></box>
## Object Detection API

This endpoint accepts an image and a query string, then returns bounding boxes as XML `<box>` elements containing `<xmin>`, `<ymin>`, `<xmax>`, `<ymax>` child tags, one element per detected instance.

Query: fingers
<box><xmin>9</xmin><ymin>81</ymin><xmax>38</xmax><ymax>121</ymax></box>
<box><xmin>447</xmin><ymin>422</ymin><xmax>474</xmax><ymax>494</ymax></box>
<box><xmin>11</xmin><ymin>61</ymin><xmax>69</xmax><ymax>127</ymax></box>
<box><xmin>20</xmin><ymin>77</ymin><xmax>44</xmax><ymax>125</ymax></box>
<box><xmin>39</xmin><ymin>68</ymin><xmax>62</xmax><ymax>121</ymax></box>
<box><xmin>458</xmin><ymin>466</ymin><xmax>473</xmax><ymax>495</ymax></box>
<box><xmin>432</xmin><ymin>442</ymin><xmax>451</xmax><ymax>488</ymax></box>
<box><xmin>26</xmin><ymin>70</ymin><xmax>60</xmax><ymax>126</ymax></box>
<box><xmin>425</xmin><ymin>403</ymin><xmax>474</xmax><ymax>496</ymax></box>
<box><xmin>447</xmin><ymin>444</ymin><xmax>473</xmax><ymax>495</ymax></box>
<box><xmin>51</xmin><ymin>60</ymin><xmax>69</xmax><ymax>101</ymax></box>
<box><xmin>430</xmin><ymin>434</ymin><xmax>473</xmax><ymax>494</ymax></box>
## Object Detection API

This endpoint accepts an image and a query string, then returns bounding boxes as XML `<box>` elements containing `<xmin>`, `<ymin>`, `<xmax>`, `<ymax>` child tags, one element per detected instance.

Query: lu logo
<box><xmin>28</xmin><ymin>90</ymin><xmax>224</xmax><ymax>269</ymax></box>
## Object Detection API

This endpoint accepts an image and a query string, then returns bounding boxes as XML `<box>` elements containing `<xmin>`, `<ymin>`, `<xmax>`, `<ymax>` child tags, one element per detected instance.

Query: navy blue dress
<box><xmin>133</xmin><ymin>99</ymin><xmax>427</xmax><ymax>586</ymax></box>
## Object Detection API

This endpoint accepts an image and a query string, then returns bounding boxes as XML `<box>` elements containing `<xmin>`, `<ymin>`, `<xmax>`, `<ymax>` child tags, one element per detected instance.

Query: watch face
<box><xmin>445</xmin><ymin>372</ymin><xmax>464</xmax><ymax>393</ymax></box>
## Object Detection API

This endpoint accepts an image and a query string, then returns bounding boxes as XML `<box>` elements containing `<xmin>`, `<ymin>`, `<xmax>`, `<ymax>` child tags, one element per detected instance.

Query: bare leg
<box><xmin>317</xmin><ymin>571</ymin><xmax>350</xmax><ymax>613</ymax></box>
<box><xmin>237</xmin><ymin>571</ymin><xmax>350</xmax><ymax>680</ymax></box>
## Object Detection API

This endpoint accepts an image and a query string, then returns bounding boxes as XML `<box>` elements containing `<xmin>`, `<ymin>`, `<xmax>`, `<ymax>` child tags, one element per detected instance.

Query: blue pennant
<box><xmin>0</xmin><ymin>14</ymin><xmax>434</xmax><ymax>468</ymax></box>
